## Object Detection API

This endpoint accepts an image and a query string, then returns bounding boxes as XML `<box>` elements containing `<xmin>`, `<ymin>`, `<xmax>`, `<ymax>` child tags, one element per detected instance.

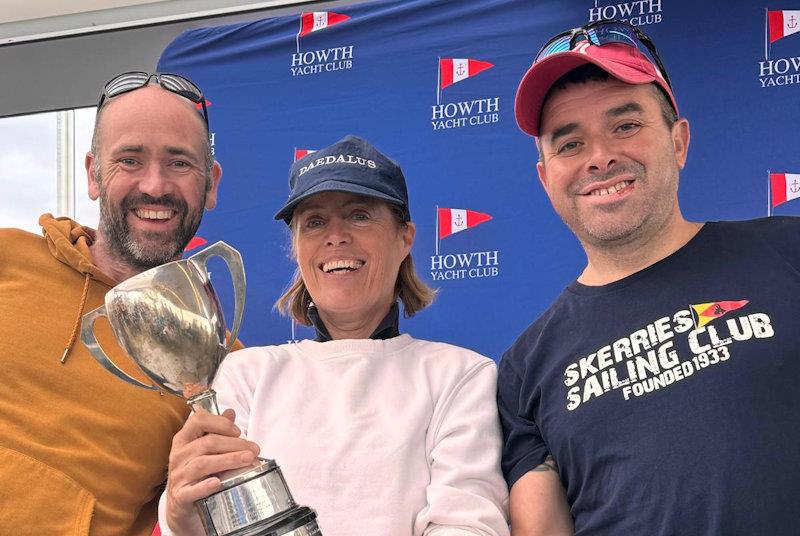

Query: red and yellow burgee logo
<box><xmin>690</xmin><ymin>300</ymin><xmax>749</xmax><ymax>327</ymax></box>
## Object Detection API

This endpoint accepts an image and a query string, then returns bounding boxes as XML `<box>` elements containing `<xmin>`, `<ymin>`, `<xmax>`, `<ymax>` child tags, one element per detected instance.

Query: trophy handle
<box><xmin>188</xmin><ymin>241</ymin><xmax>246</xmax><ymax>354</ymax></box>
<box><xmin>79</xmin><ymin>305</ymin><xmax>159</xmax><ymax>391</ymax></box>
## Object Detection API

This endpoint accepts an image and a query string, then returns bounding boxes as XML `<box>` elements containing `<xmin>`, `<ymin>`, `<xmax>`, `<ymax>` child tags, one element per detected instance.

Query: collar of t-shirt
<box><xmin>308</xmin><ymin>301</ymin><xmax>400</xmax><ymax>342</ymax></box>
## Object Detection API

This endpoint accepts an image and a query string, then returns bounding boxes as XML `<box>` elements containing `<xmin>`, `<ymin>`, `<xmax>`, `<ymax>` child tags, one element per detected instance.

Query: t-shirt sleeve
<box><xmin>497</xmin><ymin>350</ymin><xmax>550</xmax><ymax>489</ymax></box>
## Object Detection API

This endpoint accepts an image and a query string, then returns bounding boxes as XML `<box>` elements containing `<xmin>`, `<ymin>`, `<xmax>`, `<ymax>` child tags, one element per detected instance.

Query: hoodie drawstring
<box><xmin>61</xmin><ymin>273</ymin><xmax>92</xmax><ymax>364</ymax></box>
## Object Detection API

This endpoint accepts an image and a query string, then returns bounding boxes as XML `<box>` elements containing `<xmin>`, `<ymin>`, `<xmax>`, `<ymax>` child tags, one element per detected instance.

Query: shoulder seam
<box><xmin>429</xmin><ymin>360</ymin><xmax>494</xmax><ymax>444</ymax></box>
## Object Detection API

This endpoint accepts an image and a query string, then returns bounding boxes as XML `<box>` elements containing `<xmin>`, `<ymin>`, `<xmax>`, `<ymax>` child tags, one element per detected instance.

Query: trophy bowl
<box><xmin>79</xmin><ymin>241</ymin><xmax>321</xmax><ymax>535</ymax></box>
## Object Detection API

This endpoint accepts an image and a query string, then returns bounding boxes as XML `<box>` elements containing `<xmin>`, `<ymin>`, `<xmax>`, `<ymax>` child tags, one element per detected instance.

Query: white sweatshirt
<box><xmin>160</xmin><ymin>334</ymin><xmax>509</xmax><ymax>536</ymax></box>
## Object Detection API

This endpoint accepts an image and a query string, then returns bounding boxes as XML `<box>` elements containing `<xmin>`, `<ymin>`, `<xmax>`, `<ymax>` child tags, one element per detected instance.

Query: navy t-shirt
<box><xmin>498</xmin><ymin>217</ymin><xmax>800</xmax><ymax>535</ymax></box>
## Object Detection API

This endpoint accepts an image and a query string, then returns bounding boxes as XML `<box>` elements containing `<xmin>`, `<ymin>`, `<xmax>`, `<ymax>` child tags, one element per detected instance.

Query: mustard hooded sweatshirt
<box><xmin>0</xmin><ymin>214</ymin><xmax>190</xmax><ymax>535</ymax></box>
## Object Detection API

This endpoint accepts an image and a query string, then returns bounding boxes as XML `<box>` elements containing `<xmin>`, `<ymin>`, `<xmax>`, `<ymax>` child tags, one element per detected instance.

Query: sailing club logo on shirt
<box><xmin>429</xmin><ymin>207</ymin><xmax>499</xmax><ymax>281</ymax></box>
<box><xmin>291</xmin><ymin>11</ymin><xmax>355</xmax><ymax>77</ymax></box>
<box><xmin>562</xmin><ymin>299</ymin><xmax>777</xmax><ymax>411</ymax></box>
<box><xmin>588</xmin><ymin>0</ymin><xmax>663</xmax><ymax>27</ymax></box>
<box><xmin>431</xmin><ymin>58</ymin><xmax>500</xmax><ymax>131</ymax></box>
<box><xmin>759</xmin><ymin>9</ymin><xmax>800</xmax><ymax>88</ymax></box>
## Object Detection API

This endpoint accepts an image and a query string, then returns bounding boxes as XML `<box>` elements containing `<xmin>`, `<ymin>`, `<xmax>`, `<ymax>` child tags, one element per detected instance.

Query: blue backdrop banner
<box><xmin>158</xmin><ymin>0</ymin><xmax>800</xmax><ymax>360</ymax></box>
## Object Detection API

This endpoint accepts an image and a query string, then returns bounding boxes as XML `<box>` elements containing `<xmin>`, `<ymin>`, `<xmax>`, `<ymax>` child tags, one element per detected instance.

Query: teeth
<box><xmin>322</xmin><ymin>259</ymin><xmax>364</xmax><ymax>273</ymax></box>
<box><xmin>136</xmin><ymin>209</ymin><xmax>173</xmax><ymax>220</ymax></box>
<box><xmin>590</xmin><ymin>180</ymin><xmax>630</xmax><ymax>196</ymax></box>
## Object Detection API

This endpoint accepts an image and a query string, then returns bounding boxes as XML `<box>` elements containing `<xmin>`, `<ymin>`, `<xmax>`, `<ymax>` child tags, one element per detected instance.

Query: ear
<box><xmin>537</xmin><ymin>160</ymin><xmax>549</xmax><ymax>191</ymax></box>
<box><xmin>400</xmin><ymin>221</ymin><xmax>416</xmax><ymax>257</ymax></box>
<box><xmin>86</xmin><ymin>152</ymin><xmax>100</xmax><ymax>200</ymax></box>
<box><xmin>671</xmin><ymin>118</ymin><xmax>691</xmax><ymax>169</ymax></box>
<box><xmin>204</xmin><ymin>161</ymin><xmax>223</xmax><ymax>210</ymax></box>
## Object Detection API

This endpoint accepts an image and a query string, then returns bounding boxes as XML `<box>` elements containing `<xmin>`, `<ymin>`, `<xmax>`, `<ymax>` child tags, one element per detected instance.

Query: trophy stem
<box><xmin>188</xmin><ymin>389</ymin><xmax>220</xmax><ymax>415</ymax></box>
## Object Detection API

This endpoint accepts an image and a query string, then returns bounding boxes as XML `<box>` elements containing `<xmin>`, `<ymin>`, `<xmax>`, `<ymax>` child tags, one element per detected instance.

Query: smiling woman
<box><xmin>159</xmin><ymin>135</ymin><xmax>511</xmax><ymax>536</ymax></box>
<box><xmin>289</xmin><ymin>191</ymin><xmax>415</xmax><ymax>340</ymax></box>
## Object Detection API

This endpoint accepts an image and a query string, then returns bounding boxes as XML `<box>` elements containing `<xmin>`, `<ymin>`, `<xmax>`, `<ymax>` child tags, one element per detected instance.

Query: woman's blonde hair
<box><xmin>275</xmin><ymin>204</ymin><xmax>436</xmax><ymax>325</ymax></box>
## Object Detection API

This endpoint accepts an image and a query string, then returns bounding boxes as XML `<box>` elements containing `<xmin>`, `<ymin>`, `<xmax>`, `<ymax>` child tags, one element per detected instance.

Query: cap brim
<box><xmin>515</xmin><ymin>47</ymin><xmax>666</xmax><ymax>137</ymax></box>
<box><xmin>274</xmin><ymin>179</ymin><xmax>407</xmax><ymax>223</ymax></box>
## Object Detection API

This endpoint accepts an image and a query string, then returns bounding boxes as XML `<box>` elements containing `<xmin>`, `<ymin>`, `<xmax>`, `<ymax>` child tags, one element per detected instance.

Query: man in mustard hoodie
<box><xmin>0</xmin><ymin>73</ymin><xmax>223</xmax><ymax>535</ymax></box>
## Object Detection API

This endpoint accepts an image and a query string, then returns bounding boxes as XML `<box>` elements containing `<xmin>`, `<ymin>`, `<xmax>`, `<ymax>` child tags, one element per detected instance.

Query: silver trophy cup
<box><xmin>79</xmin><ymin>241</ymin><xmax>320</xmax><ymax>536</ymax></box>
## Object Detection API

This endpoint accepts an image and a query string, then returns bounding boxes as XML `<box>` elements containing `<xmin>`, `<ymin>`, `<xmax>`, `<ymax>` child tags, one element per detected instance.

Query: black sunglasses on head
<box><xmin>98</xmin><ymin>72</ymin><xmax>209</xmax><ymax>129</ymax></box>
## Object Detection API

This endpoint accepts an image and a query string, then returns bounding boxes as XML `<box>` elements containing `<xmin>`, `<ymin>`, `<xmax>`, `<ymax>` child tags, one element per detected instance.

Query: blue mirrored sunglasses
<box><xmin>535</xmin><ymin>19</ymin><xmax>672</xmax><ymax>90</ymax></box>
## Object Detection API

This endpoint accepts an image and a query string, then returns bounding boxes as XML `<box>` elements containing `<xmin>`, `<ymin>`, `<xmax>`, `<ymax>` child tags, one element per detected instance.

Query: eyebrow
<box><xmin>111</xmin><ymin>145</ymin><xmax>198</xmax><ymax>160</ymax></box>
<box><xmin>166</xmin><ymin>146</ymin><xmax>196</xmax><ymax>156</ymax></box>
<box><xmin>606</xmin><ymin>102</ymin><xmax>644</xmax><ymax>118</ymax></box>
<box><xmin>549</xmin><ymin>123</ymin><xmax>579</xmax><ymax>146</ymax></box>
<box><xmin>547</xmin><ymin>102</ymin><xmax>645</xmax><ymax>146</ymax></box>
<box><xmin>113</xmin><ymin>145</ymin><xmax>144</xmax><ymax>154</ymax></box>
<box><xmin>296</xmin><ymin>197</ymin><xmax>375</xmax><ymax>214</ymax></box>
<box><xmin>166</xmin><ymin>146</ymin><xmax>200</xmax><ymax>161</ymax></box>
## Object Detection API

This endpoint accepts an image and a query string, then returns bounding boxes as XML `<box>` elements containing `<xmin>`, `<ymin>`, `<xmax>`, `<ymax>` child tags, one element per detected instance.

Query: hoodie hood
<box><xmin>39</xmin><ymin>213</ymin><xmax>118</xmax><ymax>363</ymax></box>
<box><xmin>39</xmin><ymin>213</ymin><xmax>117</xmax><ymax>288</ymax></box>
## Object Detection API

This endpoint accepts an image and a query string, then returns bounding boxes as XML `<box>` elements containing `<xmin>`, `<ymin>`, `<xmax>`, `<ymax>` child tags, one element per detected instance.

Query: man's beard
<box><xmin>98</xmin><ymin>188</ymin><xmax>205</xmax><ymax>270</ymax></box>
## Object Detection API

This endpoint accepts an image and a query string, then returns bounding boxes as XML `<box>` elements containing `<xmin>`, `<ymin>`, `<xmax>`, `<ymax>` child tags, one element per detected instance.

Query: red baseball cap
<box><xmin>515</xmin><ymin>42</ymin><xmax>678</xmax><ymax>137</ymax></box>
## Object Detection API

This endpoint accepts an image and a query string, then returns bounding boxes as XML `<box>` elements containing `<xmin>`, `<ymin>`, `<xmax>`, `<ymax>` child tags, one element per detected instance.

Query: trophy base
<box><xmin>197</xmin><ymin>458</ymin><xmax>307</xmax><ymax>536</ymax></box>
<box><xmin>225</xmin><ymin>506</ymin><xmax>320</xmax><ymax>536</ymax></box>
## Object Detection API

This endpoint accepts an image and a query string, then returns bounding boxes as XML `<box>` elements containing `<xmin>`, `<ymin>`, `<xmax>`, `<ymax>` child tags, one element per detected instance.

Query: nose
<box><xmin>137</xmin><ymin>163</ymin><xmax>173</xmax><ymax>198</ymax></box>
<box><xmin>585</xmin><ymin>138</ymin><xmax>617</xmax><ymax>175</ymax></box>
<box><xmin>324</xmin><ymin>217</ymin><xmax>351</xmax><ymax>246</ymax></box>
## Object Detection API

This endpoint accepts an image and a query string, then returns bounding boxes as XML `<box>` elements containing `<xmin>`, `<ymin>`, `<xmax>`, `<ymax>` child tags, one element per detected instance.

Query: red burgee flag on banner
<box><xmin>767</xmin><ymin>10</ymin><xmax>800</xmax><ymax>43</ymax></box>
<box><xmin>691</xmin><ymin>300</ymin><xmax>749</xmax><ymax>328</ymax></box>
<box><xmin>439</xmin><ymin>58</ymin><xmax>494</xmax><ymax>90</ymax></box>
<box><xmin>299</xmin><ymin>12</ymin><xmax>350</xmax><ymax>37</ymax></box>
<box><xmin>438</xmin><ymin>208</ymin><xmax>492</xmax><ymax>239</ymax></box>
<box><xmin>770</xmin><ymin>172</ymin><xmax>800</xmax><ymax>207</ymax></box>
<box><xmin>184</xmin><ymin>236</ymin><xmax>208</xmax><ymax>252</ymax></box>
<box><xmin>768</xmin><ymin>10</ymin><xmax>800</xmax><ymax>43</ymax></box>
<box><xmin>195</xmin><ymin>98</ymin><xmax>211</xmax><ymax>110</ymax></box>
<box><xmin>294</xmin><ymin>149</ymin><xmax>316</xmax><ymax>161</ymax></box>
<box><xmin>151</xmin><ymin>523</ymin><xmax>161</xmax><ymax>536</ymax></box>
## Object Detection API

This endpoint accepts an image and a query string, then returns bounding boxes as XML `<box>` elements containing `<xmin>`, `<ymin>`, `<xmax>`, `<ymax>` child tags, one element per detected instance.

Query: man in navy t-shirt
<box><xmin>499</xmin><ymin>20</ymin><xmax>800</xmax><ymax>535</ymax></box>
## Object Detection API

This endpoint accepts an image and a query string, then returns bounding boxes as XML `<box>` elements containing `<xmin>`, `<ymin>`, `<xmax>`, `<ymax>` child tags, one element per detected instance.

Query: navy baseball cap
<box><xmin>274</xmin><ymin>135</ymin><xmax>410</xmax><ymax>224</ymax></box>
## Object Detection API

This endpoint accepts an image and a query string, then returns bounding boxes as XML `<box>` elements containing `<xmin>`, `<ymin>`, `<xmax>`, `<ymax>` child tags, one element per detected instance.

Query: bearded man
<box><xmin>0</xmin><ymin>72</ymin><xmax>224</xmax><ymax>535</ymax></box>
